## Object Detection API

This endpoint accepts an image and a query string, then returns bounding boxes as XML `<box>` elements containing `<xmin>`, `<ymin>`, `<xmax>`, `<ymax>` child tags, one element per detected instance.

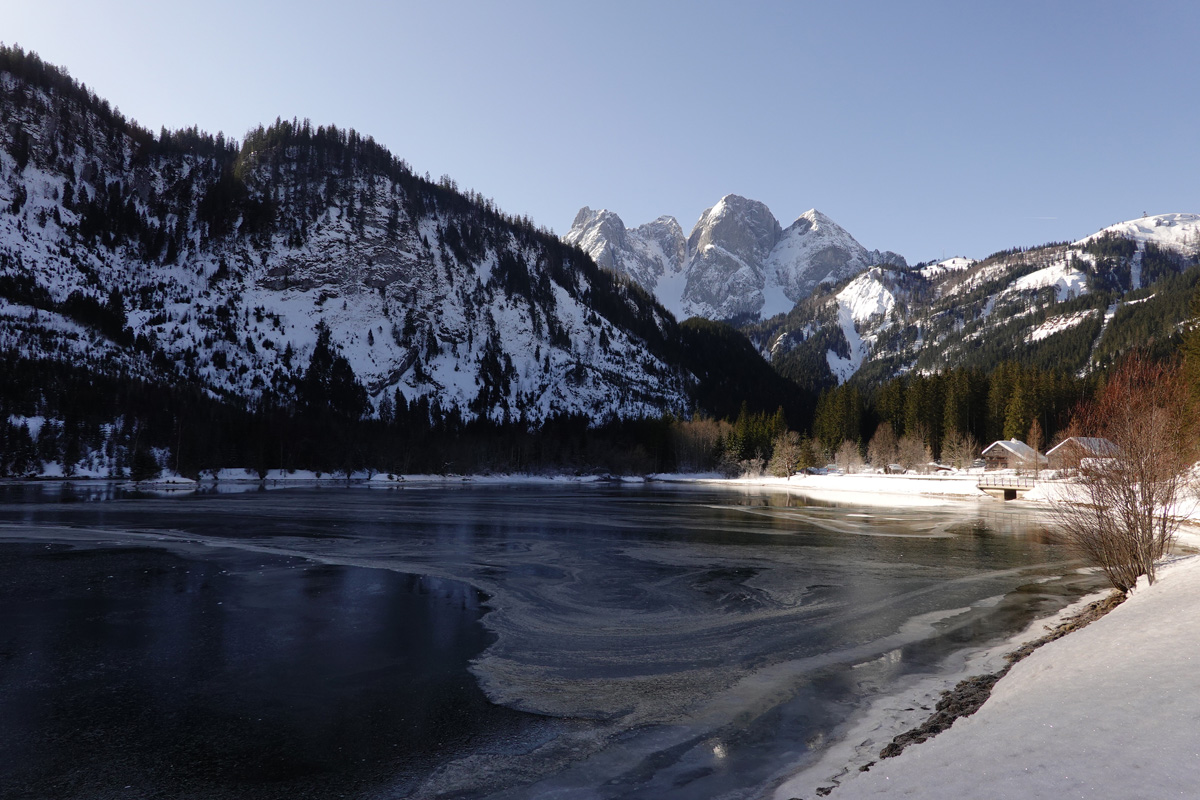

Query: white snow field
<box><xmin>814</xmin><ymin>553</ymin><xmax>1200</xmax><ymax>800</ymax></box>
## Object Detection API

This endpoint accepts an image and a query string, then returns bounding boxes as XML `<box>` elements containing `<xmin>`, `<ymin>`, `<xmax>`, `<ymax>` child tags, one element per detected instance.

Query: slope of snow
<box><xmin>759</xmin><ymin>282</ymin><xmax>797</xmax><ymax>319</ymax></box>
<box><xmin>1007</xmin><ymin>262</ymin><xmax>1088</xmax><ymax>301</ymax></box>
<box><xmin>1076</xmin><ymin>212</ymin><xmax>1200</xmax><ymax>256</ymax></box>
<box><xmin>838</xmin><ymin>270</ymin><xmax>896</xmax><ymax>325</ymax></box>
<box><xmin>826</xmin><ymin>554</ymin><xmax>1200</xmax><ymax>800</ymax></box>
<box><xmin>764</xmin><ymin>209</ymin><xmax>875</xmax><ymax>298</ymax></box>
<box><xmin>825</xmin><ymin>272</ymin><xmax>894</xmax><ymax>383</ymax></box>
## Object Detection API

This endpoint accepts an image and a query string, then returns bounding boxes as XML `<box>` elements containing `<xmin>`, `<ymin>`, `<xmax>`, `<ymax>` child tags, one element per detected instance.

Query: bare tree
<box><xmin>835</xmin><ymin>440</ymin><xmax>863</xmax><ymax>474</ymax></box>
<box><xmin>941</xmin><ymin>429</ymin><xmax>980</xmax><ymax>470</ymax></box>
<box><xmin>768</xmin><ymin>431</ymin><xmax>802</xmax><ymax>478</ymax></box>
<box><xmin>1027</xmin><ymin>418</ymin><xmax>1044</xmax><ymax>479</ymax></box>
<box><xmin>671</xmin><ymin>416</ymin><xmax>732</xmax><ymax>472</ymax></box>
<box><xmin>896</xmin><ymin>433</ymin><xmax>932</xmax><ymax>473</ymax></box>
<box><xmin>867</xmin><ymin>422</ymin><xmax>899</xmax><ymax>470</ymax></box>
<box><xmin>1051</xmin><ymin>356</ymin><xmax>1197</xmax><ymax>591</ymax></box>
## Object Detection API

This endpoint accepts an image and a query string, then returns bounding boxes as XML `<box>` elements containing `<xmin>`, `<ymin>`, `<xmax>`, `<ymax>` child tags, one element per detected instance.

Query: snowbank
<box><xmin>815</xmin><ymin>554</ymin><xmax>1200</xmax><ymax>799</ymax></box>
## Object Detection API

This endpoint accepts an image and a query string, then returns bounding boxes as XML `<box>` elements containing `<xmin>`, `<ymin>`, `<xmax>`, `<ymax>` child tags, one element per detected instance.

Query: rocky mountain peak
<box><xmin>564</xmin><ymin>208</ymin><xmax>687</xmax><ymax>296</ymax></box>
<box><xmin>567</xmin><ymin>207</ymin><xmax>630</xmax><ymax>272</ymax></box>
<box><xmin>567</xmin><ymin>195</ymin><xmax>904</xmax><ymax>322</ymax></box>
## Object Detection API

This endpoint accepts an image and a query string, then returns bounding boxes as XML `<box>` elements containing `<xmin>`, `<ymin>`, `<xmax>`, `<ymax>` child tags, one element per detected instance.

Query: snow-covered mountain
<box><xmin>567</xmin><ymin>207</ymin><xmax>687</xmax><ymax>298</ymax></box>
<box><xmin>0</xmin><ymin>51</ymin><xmax>695</xmax><ymax>426</ymax></box>
<box><xmin>756</xmin><ymin>214</ymin><xmax>1200</xmax><ymax>389</ymax></box>
<box><xmin>565</xmin><ymin>195</ymin><xmax>906</xmax><ymax>321</ymax></box>
<box><xmin>683</xmin><ymin>195</ymin><xmax>782</xmax><ymax>320</ymax></box>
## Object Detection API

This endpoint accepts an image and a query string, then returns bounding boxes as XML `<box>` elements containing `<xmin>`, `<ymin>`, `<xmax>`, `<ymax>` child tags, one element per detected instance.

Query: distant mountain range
<box><xmin>749</xmin><ymin>213</ymin><xmax>1200</xmax><ymax>390</ymax></box>
<box><xmin>565</xmin><ymin>196</ymin><xmax>905</xmax><ymax>322</ymax></box>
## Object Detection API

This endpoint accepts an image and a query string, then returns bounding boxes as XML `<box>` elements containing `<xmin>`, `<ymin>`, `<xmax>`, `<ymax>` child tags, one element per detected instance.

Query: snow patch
<box><xmin>1007</xmin><ymin>262</ymin><xmax>1088</xmax><ymax>301</ymax></box>
<box><xmin>1025</xmin><ymin>309</ymin><xmax>1099</xmax><ymax>343</ymax></box>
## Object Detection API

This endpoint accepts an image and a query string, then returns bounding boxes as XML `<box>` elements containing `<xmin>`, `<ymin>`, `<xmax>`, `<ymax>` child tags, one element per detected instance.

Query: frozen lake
<box><xmin>0</xmin><ymin>483</ymin><xmax>1102</xmax><ymax>799</ymax></box>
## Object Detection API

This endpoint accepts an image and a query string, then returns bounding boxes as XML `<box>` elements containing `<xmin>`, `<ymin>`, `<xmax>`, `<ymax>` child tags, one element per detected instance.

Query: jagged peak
<box><xmin>786</xmin><ymin>208</ymin><xmax>847</xmax><ymax>233</ymax></box>
<box><xmin>571</xmin><ymin>206</ymin><xmax>622</xmax><ymax>227</ymax></box>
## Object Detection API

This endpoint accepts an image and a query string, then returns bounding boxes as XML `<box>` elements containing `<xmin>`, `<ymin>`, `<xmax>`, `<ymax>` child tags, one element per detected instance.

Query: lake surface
<box><xmin>0</xmin><ymin>482</ymin><xmax>1101</xmax><ymax>799</ymax></box>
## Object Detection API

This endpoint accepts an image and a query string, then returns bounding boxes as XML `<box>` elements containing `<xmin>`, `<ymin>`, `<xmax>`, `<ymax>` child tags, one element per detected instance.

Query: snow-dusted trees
<box><xmin>1051</xmin><ymin>356</ymin><xmax>1197</xmax><ymax>592</ymax></box>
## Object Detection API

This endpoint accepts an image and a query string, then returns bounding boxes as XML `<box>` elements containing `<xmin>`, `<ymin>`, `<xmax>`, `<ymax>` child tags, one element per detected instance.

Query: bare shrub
<box><xmin>1051</xmin><ymin>356</ymin><xmax>1197</xmax><ymax>591</ymax></box>
<box><xmin>738</xmin><ymin>457</ymin><xmax>765</xmax><ymax>478</ymax></box>
<box><xmin>717</xmin><ymin>451</ymin><xmax>765</xmax><ymax>478</ymax></box>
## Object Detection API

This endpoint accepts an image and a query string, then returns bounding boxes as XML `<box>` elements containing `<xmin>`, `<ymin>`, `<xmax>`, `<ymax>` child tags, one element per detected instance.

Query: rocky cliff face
<box><xmin>566</xmin><ymin>207</ymin><xmax>686</xmax><ymax>292</ymax></box>
<box><xmin>565</xmin><ymin>195</ymin><xmax>905</xmax><ymax>322</ymax></box>
<box><xmin>682</xmin><ymin>195</ymin><xmax>782</xmax><ymax>320</ymax></box>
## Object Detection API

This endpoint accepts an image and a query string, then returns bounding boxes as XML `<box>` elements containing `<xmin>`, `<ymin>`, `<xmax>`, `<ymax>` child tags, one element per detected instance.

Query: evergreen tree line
<box><xmin>0</xmin><ymin>349</ymin><xmax>788</xmax><ymax>479</ymax></box>
<box><xmin>0</xmin><ymin>312</ymin><xmax>813</xmax><ymax>479</ymax></box>
<box><xmin>811</xmin><ymin>362</ymin><xmax>1096</xmax><ymax>465</ymax></box>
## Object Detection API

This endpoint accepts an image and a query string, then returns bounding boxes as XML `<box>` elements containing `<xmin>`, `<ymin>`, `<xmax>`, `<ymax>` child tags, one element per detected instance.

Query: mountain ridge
<box><xmin>564</xmin><ymin>195</ymin><xmax>906</xmax><ymax>322</ymax></box>
<box><xmin>751</xmin><ymin>213</ymin><xmax>1200</xmax><ymax>391</ymax></box>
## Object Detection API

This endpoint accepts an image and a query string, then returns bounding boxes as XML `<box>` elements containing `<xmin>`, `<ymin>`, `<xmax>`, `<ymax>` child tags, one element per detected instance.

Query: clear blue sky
<box><xmin>5</xmin><ymin>0</ymin><xmax>1198</xmax><ymax>262</ymax></box>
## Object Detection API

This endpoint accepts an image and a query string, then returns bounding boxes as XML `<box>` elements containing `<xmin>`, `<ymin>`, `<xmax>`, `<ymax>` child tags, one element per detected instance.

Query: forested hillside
<box><xmin>0</xmin><ymin>46</ymin><xmax>809</xmax><ymax>478</ymax></box>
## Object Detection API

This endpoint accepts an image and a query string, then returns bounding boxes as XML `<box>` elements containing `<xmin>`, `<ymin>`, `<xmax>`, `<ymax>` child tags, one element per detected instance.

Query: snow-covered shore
<box><xmin>652</xmin><ymin>471</ymin><xmax>1200</xmax><ymax>547</ymax></box>
<box><xmin>789</xmin><ymin>553</ymin><xmax>1200</xmax><ymax>799</ymax></box>
<box><xmin>653</xmin><ymin>471</ymin><xmax>991</xmax><ymax>506</ymax></box>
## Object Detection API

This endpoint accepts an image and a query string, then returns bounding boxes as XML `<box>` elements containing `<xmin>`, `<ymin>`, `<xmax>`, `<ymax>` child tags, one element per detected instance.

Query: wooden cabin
<box><xmin>1046</xmin><ymin>437</ymin><xmax>1118</xmax><ymax>471</ymax></box>
<box><xmin>981</xmin><ymin>439</ymin><xmax>1048</xmax><ymax>471</ymax></box>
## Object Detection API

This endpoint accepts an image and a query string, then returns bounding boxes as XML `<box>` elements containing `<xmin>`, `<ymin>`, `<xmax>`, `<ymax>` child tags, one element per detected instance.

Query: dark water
<box><xmin>0</xmin><ymin>483</ymin><xmax>1101</xmax><ymax>799</ymax></box>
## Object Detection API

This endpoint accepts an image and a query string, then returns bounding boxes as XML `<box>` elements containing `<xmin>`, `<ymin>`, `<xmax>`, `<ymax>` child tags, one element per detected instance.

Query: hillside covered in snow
<box><xmin>752</xmin><ymin>214</ymin><xmax>1200</xmax><ymax>390</ymax></box>
<box><xmin>565</xmin><ymin>196</ymin><xmax>905</xmax><ymax>322</ymax></box>
<box><xmin>0</xmin><ymin>47</ymin><xmax>815</xmax><ymax>478</ymax></box>
<box><xmin>0</xmin><ymin>52</ymin><xmax>703</xmax><ymax>426</ymax></box>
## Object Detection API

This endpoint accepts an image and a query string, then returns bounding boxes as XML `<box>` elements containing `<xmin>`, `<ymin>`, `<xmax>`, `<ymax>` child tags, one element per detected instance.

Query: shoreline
<box><xmin>768</xmin><ymin>580</ymin><xmax>1116</xmax><ymax>800</ymax></box>
<box><xmin>814</xmin><ymin>552</ymin><xmax>1200</xmax><ymax>799</ymax></box>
